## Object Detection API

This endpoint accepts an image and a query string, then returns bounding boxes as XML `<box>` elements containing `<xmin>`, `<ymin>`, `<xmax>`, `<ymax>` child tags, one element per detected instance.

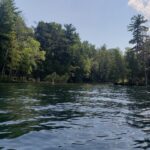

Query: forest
<box><xmin>0</xmin><ymin>0</ymin><xmax>150</xmax><ymax>85</ymax></box>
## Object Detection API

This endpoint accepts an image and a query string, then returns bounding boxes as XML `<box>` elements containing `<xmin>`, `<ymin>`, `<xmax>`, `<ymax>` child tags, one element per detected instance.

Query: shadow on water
<box><xmin>125</xmin><ymin>86</ymin><xmax>150</xmax><ymax>149</ymax></box>
<box><xmin>0</xmin><ymin>84</ymin><xmax>86</xmax><ymax>139</ymax></box>
<box><xmin>0</xmin><ymin>83</ymin><xmax>150</xmax><ymax>149</ymax></box>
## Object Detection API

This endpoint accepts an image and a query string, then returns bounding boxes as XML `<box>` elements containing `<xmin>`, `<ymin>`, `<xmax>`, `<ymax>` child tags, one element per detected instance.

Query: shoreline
<box><xmin>0</xmin><ymin>81</ymin><xmax>147</xmax><ymax>87</ymax></box>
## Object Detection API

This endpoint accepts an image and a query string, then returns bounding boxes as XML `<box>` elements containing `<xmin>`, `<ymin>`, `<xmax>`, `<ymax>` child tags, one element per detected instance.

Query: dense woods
<box><xmin>0</xmin><ymin>0</ymin><xmax>150</xmax><ymax>85</ymax></box>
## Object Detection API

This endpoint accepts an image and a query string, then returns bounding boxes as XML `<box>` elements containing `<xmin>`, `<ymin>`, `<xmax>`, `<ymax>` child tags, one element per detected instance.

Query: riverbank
<box><xmin>0</xmin><ymin>76</ymin><xmax>147</xmax><ymax>86</ymax></box>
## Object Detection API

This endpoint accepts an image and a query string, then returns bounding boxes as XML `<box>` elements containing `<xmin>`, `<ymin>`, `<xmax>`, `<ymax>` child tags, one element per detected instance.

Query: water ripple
<box><xmin>0</xmin><ymin>84</ymin><xmax>149</xmax><ymax>150</ymax></box>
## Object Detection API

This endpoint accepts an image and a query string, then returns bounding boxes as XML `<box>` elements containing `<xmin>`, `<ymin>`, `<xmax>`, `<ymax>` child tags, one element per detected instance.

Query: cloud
<box><xmin>128</xmin><ymin>0</ymin><xmax>150</xmax><ymax>20</ymax></box>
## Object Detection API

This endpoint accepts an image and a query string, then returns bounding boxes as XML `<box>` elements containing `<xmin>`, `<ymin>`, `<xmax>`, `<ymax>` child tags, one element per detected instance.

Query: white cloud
<box><xmin>128</xmin><ymin>0</ymin><xmax>150</xmax><ymax>19</ymax></box>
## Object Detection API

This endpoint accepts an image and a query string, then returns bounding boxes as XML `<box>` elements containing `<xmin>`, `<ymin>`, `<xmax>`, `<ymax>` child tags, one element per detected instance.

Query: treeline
<box><xmin>34</xmin><ymin>22</ymin><xmax>126</xmax><ymax>83</ymax></box>
<box><xmin>0</xmin><ymin>0</ymin><xmax>45</xmax><ymax>82</ymax></box>
<box><xmin>0</xmin><ymin>0</ymin><xmax>150</xmax><ymax>85</ymax></box>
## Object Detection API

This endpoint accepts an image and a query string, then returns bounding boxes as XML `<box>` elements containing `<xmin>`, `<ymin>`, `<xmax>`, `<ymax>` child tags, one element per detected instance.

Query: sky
<box><xmin>14</xmin><ymin>0</ymin><xmax>150</xmax><ymax>50</ymax></box>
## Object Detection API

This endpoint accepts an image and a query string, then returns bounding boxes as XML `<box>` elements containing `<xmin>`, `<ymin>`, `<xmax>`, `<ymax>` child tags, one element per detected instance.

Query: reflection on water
<box><xmin>0</xmin><ymin>84</ymin><xmax>150</xmax><ymax>149</ymax></box>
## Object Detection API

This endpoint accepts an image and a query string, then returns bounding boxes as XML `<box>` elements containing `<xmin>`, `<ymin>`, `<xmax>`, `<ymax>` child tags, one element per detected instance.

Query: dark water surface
<box><xmin>0</xmin><ymin>83</ymin><xmax>150</xmax><ymax>149</ymax></box>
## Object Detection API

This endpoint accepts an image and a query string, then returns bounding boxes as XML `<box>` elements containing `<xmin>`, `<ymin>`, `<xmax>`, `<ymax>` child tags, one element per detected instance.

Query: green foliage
<box><xmin>109</xmin><ymin>48</ymin><xmax>126</xmax><ymax>82</ymax></box>
<box><xmin>127</xmin><ymin>14</ymin><xmax>150</xmax><ymax>85</ymax></box>
<box><xmin>128</xmin><ymin>14</ymin><xmax>148</xmax><ymax>52</ymax></box>
<box><xmin>35</xmin><ymin>22</ymin><xmax>77</xmax><ymax>76</ymax></box>
<box><xmin>44</xmin><ymin>72</ymin><xmax>69</xmax><ymax>83</ymax></box>
<box><xmin>0</xmin><ymin>0</ymin><xmax>19</xmax><ymax>74</ymax></box>
<box><xmin>91</xmin><ymin>45</ymin><xmax>126</xmax><ymax>83</ymax></box>
<box><xmin>0</xmin><ymin>0</ymin><xmax>45</xmax><ymax>80</ymax></box>
<box><xmin>19</xmin><ymin>37</ymin><xmax>45</xmax><ymax>75</ymax></box>
<box><xmin>1</xmin><ymin>1</ymin><xmax>150</xmax><ymax>85</ymax></box>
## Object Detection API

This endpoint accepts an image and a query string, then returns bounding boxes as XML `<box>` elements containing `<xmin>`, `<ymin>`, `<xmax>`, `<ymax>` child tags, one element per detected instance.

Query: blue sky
<box><xmin>15</xmin><ymin>0</ymin><xmax>138</xmax><ymax>50</ymax></box>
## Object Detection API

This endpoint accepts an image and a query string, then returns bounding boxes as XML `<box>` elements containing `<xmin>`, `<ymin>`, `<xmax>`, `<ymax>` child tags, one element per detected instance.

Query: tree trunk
<box><xmin>145</xmin><ymin>68</ymin><xmax>148</xmax><ymax>87</ymax></box>
<box><xmin>1</xmin><ymin>48</ymin><xmax>9</xmax><ymax>77</ymax></box>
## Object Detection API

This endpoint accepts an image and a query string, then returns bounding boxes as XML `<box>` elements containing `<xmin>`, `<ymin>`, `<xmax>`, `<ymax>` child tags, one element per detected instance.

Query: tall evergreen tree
<box><xmin>0</xmin><ymin>0</ymin><xmax>19</xmax><ymax>75</ymax></box>
<box><xmin>128</xmin><ymin>14</ymin><xmax>148</xmax><ymax>53</ymax></box>
<box><xmin>128</xmin><ymin>14</ymin><xmax>149</xmax><ymax>85</ymax></box>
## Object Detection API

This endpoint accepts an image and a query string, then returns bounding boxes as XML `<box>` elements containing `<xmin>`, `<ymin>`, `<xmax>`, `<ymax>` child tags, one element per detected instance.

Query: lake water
<box><xmin>0</xmin><ymin>83</ymin><xmax>150</xmax><ymax>150</ymax></box>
